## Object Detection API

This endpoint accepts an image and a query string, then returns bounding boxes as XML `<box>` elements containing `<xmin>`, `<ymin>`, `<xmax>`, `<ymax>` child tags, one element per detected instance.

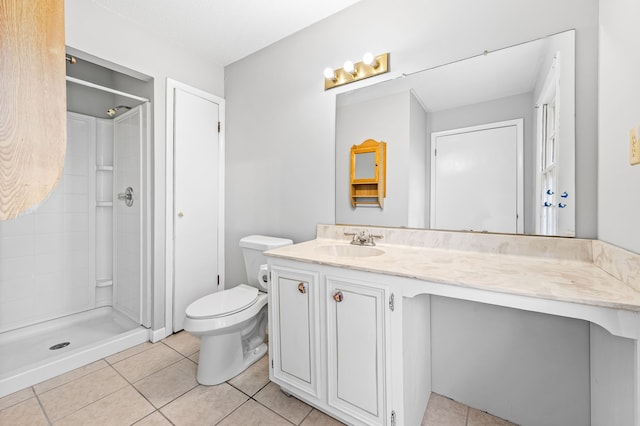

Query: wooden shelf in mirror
<box><xmin>350</xmin><ymin>139</ymin><xmax>386</xmax><ymax>208</ymax></box>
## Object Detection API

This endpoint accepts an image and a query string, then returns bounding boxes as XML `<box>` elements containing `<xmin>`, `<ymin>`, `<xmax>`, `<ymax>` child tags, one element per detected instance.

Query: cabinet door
<box><xmin>269</xmin><ymin>266</ymin><xmax>320</xmax><ymax>399</ymax></box>
<box><xmin>326</xmin><ymin>276</ymin><xmax>388</xmax><ymax>425</ymax></box>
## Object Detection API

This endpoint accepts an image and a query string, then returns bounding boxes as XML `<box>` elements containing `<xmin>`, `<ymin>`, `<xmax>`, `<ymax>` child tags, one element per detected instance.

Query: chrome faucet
<box><xmin>344</xmin><ymin>230</ymin><xmax>383</xmax><ymax>246</ymax></box>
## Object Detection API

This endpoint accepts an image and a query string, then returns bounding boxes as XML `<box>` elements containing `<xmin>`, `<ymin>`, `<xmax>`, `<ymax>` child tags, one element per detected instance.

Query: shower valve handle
<box><xmin>117</xmin><ymin>187</ymin><xmax>134</xmax><ymax>207</ymax></box>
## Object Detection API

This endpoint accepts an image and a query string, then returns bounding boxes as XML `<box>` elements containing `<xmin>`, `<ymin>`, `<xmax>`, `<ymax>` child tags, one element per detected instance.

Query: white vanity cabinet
<box><xmin>268</xmin><ymin>260</ymin><xmax>415</xmax><ymax>426</ymax></box>
<box><xmin>325</xmin><ymin>275</ymin><xmax>391</xmax><ymax>425</ymax></box>
<box><xmin>269</xmin><ymin>266</ymin><xmax>321</xmax><ymax>400</ymax></box>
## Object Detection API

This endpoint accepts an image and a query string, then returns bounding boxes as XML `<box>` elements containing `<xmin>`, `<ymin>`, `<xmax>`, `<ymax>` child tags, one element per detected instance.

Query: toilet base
<box><xmin>197</xmin><ymin>335</ymin><xmax>267</xmax><ymax>385</ymax></box>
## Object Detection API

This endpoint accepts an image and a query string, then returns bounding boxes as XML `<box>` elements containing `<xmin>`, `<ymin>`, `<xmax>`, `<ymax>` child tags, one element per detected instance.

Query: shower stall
<box><xmin>0</xmin><ymin>55</ymin><xmax>153</xmax><ymax>397</ymax></box>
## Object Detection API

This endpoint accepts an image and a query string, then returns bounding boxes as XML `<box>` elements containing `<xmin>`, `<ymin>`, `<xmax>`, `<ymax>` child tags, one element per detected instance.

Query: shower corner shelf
<box><xmin>96</xmin><ymin>201</ymin><xmax>113</xmax><ymax>207</ymax></box>
<box><xmin>96</xmin><ymin>165</ymin><xmax>113</xmax><ymax>171</ymax></box>
<box><xmin>96</xmin><ymin>279</ymin><xmax>113</xmax><ymax>288</ymax></box>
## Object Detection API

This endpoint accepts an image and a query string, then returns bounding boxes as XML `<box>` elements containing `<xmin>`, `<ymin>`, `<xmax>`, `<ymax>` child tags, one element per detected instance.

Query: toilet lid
<box><xmin>186</xmin><ymin>284</ymin><xmax>259</xmax><ymax>319</ymax></box>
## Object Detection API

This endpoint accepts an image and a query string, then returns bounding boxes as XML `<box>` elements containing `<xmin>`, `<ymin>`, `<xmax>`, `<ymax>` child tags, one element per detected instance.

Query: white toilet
<box><xmin>183</xmin><ymin>235</ymin><xmax>293</xmax><ymax>385</ymax></box>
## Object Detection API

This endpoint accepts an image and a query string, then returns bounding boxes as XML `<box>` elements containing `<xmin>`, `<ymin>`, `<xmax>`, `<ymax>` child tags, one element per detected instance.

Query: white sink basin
<box><xmin>314</xmin><ymin>244</ymin><xmax>384</xmax><ymax>258</ymax></box>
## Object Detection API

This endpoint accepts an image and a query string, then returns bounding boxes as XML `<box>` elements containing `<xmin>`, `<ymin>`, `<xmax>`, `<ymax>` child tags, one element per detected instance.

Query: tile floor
<box><xmin>0</xmin><ymin>332</ymin><xmax>515</xmax><ymax>425</ymax></box>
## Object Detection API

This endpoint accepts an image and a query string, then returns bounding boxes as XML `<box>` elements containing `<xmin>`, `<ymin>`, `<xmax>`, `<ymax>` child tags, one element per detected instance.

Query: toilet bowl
<box><xmin>183</xmin><ymin>235</ymin><xmax>292</xmax><ymax>385</ymax></box>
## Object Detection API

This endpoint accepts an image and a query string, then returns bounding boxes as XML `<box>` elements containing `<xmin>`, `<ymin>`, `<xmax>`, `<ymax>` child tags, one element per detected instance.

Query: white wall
<box><xmin>224</xmin><ymin>0</ymin><xmax>598</xmax><ymax>285</ymax></box>
<box><xmin>65</xmin><ymin>0</ymin><xmax>225</xmax><ymax>329</ymax></box>
<box><xmin>408</xmin><ymin>92</ymin><xmax>427</xmax><ymax>228</ymax></box>
<box><xmin>336</xmin><ymin>91</ymin><xmax>412</xmax><ymax>227</ymax></box>
<box><xmin>598</xmin><ymin>0</ymin><xmax>640</xmax><ymax>254</ymax></box>
<box><xmin>431</xmin><ymin>297</ymin><xmax>590</xmax><ymax>425</ymax></box>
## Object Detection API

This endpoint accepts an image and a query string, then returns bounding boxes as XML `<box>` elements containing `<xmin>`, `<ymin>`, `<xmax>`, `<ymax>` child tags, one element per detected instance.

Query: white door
<box><xmin>113</xmin><ymin>104</ymin><xmax>150</xmax><ymax>326</ymax></box>
<box><xmin>430</xmin><ymin>119</ymin><xmax>523</xmax><ymax>234</ymax></box>
<box><xmin>172</xmin><ymin>87</ymin><xmax>221</xmax><ymax>332</ymax></box>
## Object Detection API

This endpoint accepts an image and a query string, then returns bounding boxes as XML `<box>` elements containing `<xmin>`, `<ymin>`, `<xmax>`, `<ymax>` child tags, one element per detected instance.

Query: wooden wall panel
<box><xmin>0</xmin><ymin>0</ymin><xmax>66</xmax><ymax>220</ymax></box>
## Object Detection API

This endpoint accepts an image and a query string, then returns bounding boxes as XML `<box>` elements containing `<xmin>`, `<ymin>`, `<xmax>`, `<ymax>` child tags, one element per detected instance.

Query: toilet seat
<box><xmin>186</xmin><ymin>284</ymin><xmax>258</xmax><ymax>319</ymax></box>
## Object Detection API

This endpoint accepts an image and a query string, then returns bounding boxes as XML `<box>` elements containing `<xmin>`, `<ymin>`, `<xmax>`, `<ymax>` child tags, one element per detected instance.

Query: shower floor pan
<box><xmin>0</xmin><ymin>307</ymin><xmax>149</xmax><ymax>398</ymax></box>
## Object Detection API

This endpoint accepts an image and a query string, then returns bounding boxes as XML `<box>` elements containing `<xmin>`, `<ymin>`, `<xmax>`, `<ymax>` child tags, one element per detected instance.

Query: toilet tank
<box><xmin>239</xmin><ymin>235</ymin><xmax>293</xmax><ymax>288</ymax></box>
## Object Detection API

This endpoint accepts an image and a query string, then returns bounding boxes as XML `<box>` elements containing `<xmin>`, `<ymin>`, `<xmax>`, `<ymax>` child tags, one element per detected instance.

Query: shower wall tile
<box><xmin>63</xmin><ymin>155</ymin><xmax>89</xmax><ymax>176</ymax></box>
<box><xmin>35</xmin><ymin>252</ymin><xmax>64</xmax><ymax>275</ymax></box>
<box><xmin>36</xmin><ymin>190</ymin><xmax>63</xmax><ymax>213</ymax></box>
<box><xmin>0</xmin><ymin>277</ymin><xmax>32</xmax><ymax>302</ymax></box>
<box><xmin>35</xmin><ymin>233</ymin><xmax>64</xmax><ymax>254</ymax></box>
<box><xmin>0</xmin><ymin>236</ymin><xmax>35</xmax><ymax>259</ymax></box>
<box><xmin>64</xmin><ymin>175</ymin><xmax>90</xmax><ymax>194</ymax></box>
<box><xmin>0</xmin><ymin>257</ymin><xmax>33</xmax><ymax>281</ymax></box>
<box><xmin>64</xmin><ymin>194</ymin><xmax>90</xmax><ymax>213</ymax></box>
<box><xmin>0</xmin><ymin>215</ymin><xmax>34</xmax><ymax>237</ymax></box>
<box><xmin>34</xmin><ymin>214</ymin><xmax>63</xmax><ymax>234</ymax></box>
<box><xmin>0</xmin><ymin>113</ymin><xmax>97</xmax><ymax>333</ymax></box>
<box><xmin>64</xmin><ymin>213</ymin><xmax>89</xmax><ymax>232</ymax></box>
<box><xmin>63</xmin><ymin>232</ymin><xmax>89</xmax><ymax>251</ymax></box>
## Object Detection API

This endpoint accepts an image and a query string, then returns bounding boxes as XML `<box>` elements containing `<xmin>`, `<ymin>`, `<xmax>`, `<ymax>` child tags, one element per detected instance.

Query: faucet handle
<box><xmin>364</xmin><ymin>233</ymin><xmax>383</xmax><ymax>246</ymax></box>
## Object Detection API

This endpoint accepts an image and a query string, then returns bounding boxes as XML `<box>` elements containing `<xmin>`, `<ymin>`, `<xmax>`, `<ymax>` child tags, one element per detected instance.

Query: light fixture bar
<box><xmin>324</xmin><ymin>52</ymin><xmax>390</xmax><ymax>90</ymax></box>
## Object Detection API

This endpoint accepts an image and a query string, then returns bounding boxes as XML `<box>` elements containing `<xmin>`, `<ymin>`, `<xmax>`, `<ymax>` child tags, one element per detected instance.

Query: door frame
<box><xmin>430</xmin><ymin>119</ymin><xmax>524</xmax><ymax>234</ymax></box>
<box><xmin>164</xmin><ymin>79</ymin><xmax>225</xmax><ymax>335</ymax></box>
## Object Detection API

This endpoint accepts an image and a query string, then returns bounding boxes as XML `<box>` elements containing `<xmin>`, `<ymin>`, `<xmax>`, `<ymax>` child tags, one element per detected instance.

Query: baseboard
<box><xmin>150</xmin><ymin>327</ymin><xmax>169</xmax><ymax>343</ymax></box>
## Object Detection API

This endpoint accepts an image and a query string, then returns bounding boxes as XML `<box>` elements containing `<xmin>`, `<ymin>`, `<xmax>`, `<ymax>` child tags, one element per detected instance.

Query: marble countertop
<box><xmin>265</xmin><ymin>226</ymin><xmax>640</xmax><ymax>313</ymax></box>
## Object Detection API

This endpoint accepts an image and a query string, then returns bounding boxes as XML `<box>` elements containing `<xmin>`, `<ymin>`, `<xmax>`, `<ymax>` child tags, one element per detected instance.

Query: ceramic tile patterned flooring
<box><xmin>0</xmin><ymin>331</ymin><xmax>515</xmax><ymax>425</ymax></box>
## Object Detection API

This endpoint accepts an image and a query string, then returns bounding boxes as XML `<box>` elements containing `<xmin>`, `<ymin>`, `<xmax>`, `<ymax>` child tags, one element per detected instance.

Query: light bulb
<box><xmin>323</xmin><ymin>67</ymin><xmax>336</xmax><ymax>81</ymax></box>
<box><xmin>343</xmin><ymin>60</ymin><xmax>356</xmax><ymax>75</ymax></box>
<box><xmin>363</xmin><ymin>52</ymin><xmax>378</xmax><ymax>68</ymax></box>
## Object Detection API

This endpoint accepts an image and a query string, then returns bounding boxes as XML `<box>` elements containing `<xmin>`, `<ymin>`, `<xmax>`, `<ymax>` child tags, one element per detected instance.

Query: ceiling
<box><xmin>90</xmin><ymin>0</ymin><xmax>361</xmax><ymax>66</ymax></box>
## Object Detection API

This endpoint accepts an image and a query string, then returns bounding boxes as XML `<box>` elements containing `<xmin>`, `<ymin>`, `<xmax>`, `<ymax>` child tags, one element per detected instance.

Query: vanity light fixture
<box><xmin>362</xmin><ymin>52</ymin><xmax>378</xmax><ymax>67</ymax></box>
<box><xmin>324</xmin><ymin>52</ymin><xmax>390</xmax><ymax>90</ymax></box>
<box><xmin>324</xmin><ymin>67</ymin><xmax>337</xmax><ymax>82</ymax></box>
<box><xmin>343</xmin><ymin>60</ymin><xmax>356</xmax><ymax>76</ymax></box>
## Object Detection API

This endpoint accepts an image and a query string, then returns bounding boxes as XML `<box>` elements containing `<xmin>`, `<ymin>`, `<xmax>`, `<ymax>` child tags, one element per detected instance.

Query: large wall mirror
<box><xmin>335</xmin><ymin>30</ymin><xmax>575</xmax><ymax>237</ymax></box>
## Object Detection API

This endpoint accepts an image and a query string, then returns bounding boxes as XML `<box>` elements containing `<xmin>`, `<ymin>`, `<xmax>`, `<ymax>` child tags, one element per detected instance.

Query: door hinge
<box><xmin>271</xmin><ymin>359</ymin><xmax>274</xmax><ymax>369</ymax></box>
<box><xmin>391</xmin><ymin>410</ymin><xmax>396</xmax><ymax>426</ymax></box>
<box><xmin>389</xmin><ymin>293</ymin><xmax>395</xmax><ymax>311</ymax></box>
<box><xmin>217</xmin><ymin>275</ymin><xmax>220</xmax><ymax>286</ymax></box>
<box><xmin>218</xmin><ymin>121</ymin><xmax>221</xmax><ymax>133</ymax></box>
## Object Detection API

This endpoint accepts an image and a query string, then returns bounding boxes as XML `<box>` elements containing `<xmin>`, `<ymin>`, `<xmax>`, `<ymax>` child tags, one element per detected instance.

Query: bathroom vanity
<box><xmin>265</xmin><ymin>225</ymin><xmax>640</xmax><ymax>426</ymax></box>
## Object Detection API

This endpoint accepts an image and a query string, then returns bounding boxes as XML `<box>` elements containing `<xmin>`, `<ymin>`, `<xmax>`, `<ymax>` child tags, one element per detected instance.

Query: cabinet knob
<box><xmin>298</xmin><ymin>282</ymin><xmax>306</xmax><ymax>294</ymax></box>
<box><xmin>178</xmin><ymin>212</ymin><xmax>184</xmax><ymax>217</ymax></box>
<box><xmin>333</xmin><ymin>290</ymin><xmax>343</xmax><ymax>303</ymax></box>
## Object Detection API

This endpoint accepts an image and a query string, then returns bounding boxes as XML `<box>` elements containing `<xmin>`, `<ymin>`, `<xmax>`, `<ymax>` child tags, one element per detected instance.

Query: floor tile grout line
<box><xmin>212</xmin><ymin>394</ymin><xmax>251</xmax><ymax>425</ymax></box>
<box><xmin>111</xmin><ymin>343</ymin><xmax>190</xmax><ymax>384</ymax></box>
<box><xmin>109</xmin><ymin>352</ymin><xmax>200</xmax><ymax>416</ymax></box>
<box><xmin>249</xmin><ymin>391</ymin><xmax>299</xmax><ymax>425</ymax></box>
<box><xmin>44</xmin><ymin>376</ymin><xmax>131</xmax><ymax>424</ymax></box>
<box><xmin>131</xmin><ymin>410</ymin><xmax>175</xmax><ymax>426</ymax></box>
<box><xmin>104</xmin><ymin>342</ymin><xmax>157</xmax><ymax>366</ymax></box>
<box><xmin>247</xmin><ymin>385</ymin><xmax>320</xmax><ymax>426</ymax></box>
<box><xmin>33</xmin><ymin>387</ymin><xmax>54</xmax><ymax>426</ymax></box>
<box><xmin>0</xmin><ymin>387</ymin><xmax>35</xmax><ymax>412</ymax></box>
<box><xmin>32</xmin><ymin>360</ymin><xmax>111</xmax><ymax>397</ymax></box>
<box><xmin>214</xmin><ymin>396</ymin><xmax>297</xmax><ymax>426</ymax></box>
